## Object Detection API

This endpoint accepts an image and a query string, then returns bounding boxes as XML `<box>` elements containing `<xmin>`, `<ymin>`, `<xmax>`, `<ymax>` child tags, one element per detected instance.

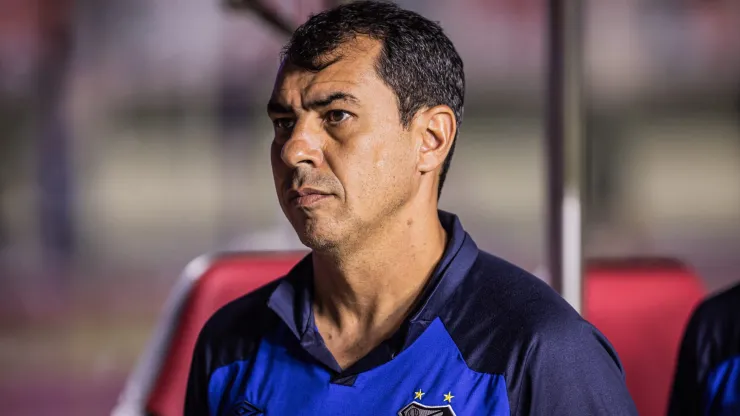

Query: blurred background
<box><xmin>1</xmin><ymin>0</ymin><xmax>739</xmax><ymax>414</ymax></box>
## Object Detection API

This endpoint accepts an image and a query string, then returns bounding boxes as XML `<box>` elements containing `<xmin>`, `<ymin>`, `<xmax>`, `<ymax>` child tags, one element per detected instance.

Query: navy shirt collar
<box><xmin>267</xmin><ymin>210</ymin><xmax>479</xmax><ymax>372</ymax></box>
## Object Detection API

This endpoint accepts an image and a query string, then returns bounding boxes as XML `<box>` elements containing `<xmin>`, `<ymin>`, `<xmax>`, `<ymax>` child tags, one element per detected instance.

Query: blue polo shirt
<box><xmin>185</xmin><ymin>211</ymin><xmax>636</xmax><ymax>415</ymax></box>
<box><xmin>669</xmin><ymin>283</ymin><xmax>740</xmax><ymax>416</ymax></box>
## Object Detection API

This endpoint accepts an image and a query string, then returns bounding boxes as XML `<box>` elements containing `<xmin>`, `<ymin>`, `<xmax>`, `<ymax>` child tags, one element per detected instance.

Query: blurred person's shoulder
<box><xmin>687</xmin><ymin>282</ymin><xmax>740</xmax><ymax>351</ymax></box>
<box><xmin>674</xmin><ymin>282</ymin><xmax>740</xmax><ymax>415</ymax></box>
<box><xmin>693</xmin><ymin>282</ymin><xmax>740</xmax><ymax>324</ymax></box>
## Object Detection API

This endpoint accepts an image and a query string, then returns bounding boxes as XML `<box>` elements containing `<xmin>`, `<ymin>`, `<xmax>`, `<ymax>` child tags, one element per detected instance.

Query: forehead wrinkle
<box><xmin>276</xmin><ymin>80</ymin><xmax>368</xmax><ymax>111</ymax></box>
<box><xmin>303</xmin><ymin>81</ymin><xmax>361</xmax><ymax>103</ymax></box>
<box><xmin>282</xmin><ymin>50</ymin><xmax>379</xmax><ymax>87</ymax></box>
<box><xmin>273</xmin><ymin>43</ymin><xmax>385</xmax><ymax>111</ymax></box>
<box><xmin>277</xmin><ymin>79</ymin><xmax>361</xmax><ymax>95</ymax></box>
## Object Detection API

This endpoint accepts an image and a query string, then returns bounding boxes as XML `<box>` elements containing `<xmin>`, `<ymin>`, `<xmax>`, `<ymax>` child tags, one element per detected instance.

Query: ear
<box><xmin>413</xmin><ymin>105</ymin><xmax>457</xmax><ymax>174</ymax></box>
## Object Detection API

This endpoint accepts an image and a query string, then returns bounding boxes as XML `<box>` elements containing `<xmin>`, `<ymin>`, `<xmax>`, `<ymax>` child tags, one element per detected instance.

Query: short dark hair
<box><xmin>281</xmin><ymin>0</ymin><xmax>465</xmax><ymax>197</ymax></box>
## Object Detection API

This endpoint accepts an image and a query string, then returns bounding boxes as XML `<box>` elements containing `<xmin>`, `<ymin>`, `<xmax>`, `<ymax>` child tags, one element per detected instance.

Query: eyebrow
<box><xmin>267</xmin><ymin>91</ymin><xmax>360</xmax><ymax>114</ymax></box>
<box><xmin>305</xmin><ymin>92</ymin><xmax>359</xmax><ymax>109</ymax></box>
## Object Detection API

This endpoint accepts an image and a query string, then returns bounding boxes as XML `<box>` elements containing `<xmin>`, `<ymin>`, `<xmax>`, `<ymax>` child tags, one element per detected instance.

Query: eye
<box><xmin>325</xmin><ymin>110</ymin><xmax>351</xmax><ymax>125</ymax></box>
<box><xmin>273</xmin><ymin>118</ymin><xmax>295</xmax><ymax>130</ymax></box>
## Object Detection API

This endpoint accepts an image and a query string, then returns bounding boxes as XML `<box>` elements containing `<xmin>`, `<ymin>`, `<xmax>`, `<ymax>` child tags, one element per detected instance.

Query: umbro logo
<box><xmin>228</xmin><ymin>399</ymin><xmax>263</xmax><ymax>416</ymax></box>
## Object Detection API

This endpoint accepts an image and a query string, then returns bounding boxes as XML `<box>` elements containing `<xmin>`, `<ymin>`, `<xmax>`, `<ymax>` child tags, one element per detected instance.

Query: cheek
<box><xmin>333</xmin><ymin>127</ymin><xmax>414</xmax><ymax>200</ymax></box>
<box><xmin>373</xmin><ymin>132</ymin><xmax>416</xmax><ymax>176</ymax></box>
<box><xmin>366</xmin><ymin>139</ymin><xmax>415</xmax><ymax>195</ymax></box>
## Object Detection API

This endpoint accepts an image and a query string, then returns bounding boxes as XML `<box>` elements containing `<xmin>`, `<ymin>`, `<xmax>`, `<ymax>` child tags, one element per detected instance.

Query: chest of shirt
<box><xmin>207</xmin><ymin>319</ymin><xmax>510</xmax><ymax>416</ymax></box>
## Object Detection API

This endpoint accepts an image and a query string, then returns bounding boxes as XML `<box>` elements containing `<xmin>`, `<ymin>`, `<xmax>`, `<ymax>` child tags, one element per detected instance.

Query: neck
<box><xmin>311</xmin><ymin>204</ymin><xmax>447</xmax><ymax>335</ymax></box>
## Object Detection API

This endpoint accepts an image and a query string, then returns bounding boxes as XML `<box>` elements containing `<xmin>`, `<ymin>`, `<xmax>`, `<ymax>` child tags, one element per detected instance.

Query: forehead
<box><xmin>273</xmin><ymin>38</ymin><xmax>387</xmax><ymax>101</ymax></box>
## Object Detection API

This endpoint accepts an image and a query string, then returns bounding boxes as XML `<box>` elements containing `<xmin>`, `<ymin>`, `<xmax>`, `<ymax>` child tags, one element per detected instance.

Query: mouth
<box><xmin>287</xmin><ymin>188</ymin><xmax>332</xmax><ymax>208</ymax></box>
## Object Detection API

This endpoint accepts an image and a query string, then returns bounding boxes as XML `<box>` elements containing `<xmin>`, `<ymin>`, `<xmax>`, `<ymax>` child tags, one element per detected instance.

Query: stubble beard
<box><xmin>295</xmin><ymin>194</ymin><xmax>409</xmax><ymax>257</ymax></box>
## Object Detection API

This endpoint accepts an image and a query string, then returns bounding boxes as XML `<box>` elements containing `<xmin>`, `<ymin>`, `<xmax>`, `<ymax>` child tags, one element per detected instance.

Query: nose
<box><xmin>280</xmin><ymin>119</ymin><xmax>324</xmax><ymax>168</ymax></box>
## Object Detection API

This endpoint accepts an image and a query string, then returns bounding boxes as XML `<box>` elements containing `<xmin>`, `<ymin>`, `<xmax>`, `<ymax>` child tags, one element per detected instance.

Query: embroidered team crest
<box><xmin>397</xmin><ymin>402</ymin><xmax>457</xmax><ymax>416</ymax></box>
<box><xmin>228</xmin><ymin>398</ymin><xmax>263</xmax><ymax>415</ymax></box>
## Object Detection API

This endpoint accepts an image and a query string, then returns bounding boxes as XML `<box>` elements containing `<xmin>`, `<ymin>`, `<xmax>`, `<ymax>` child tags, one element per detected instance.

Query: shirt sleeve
<box><xmin>514</xmin><ymin>319</ymin><xmax>638</xmax><ymax>416</ymax></box>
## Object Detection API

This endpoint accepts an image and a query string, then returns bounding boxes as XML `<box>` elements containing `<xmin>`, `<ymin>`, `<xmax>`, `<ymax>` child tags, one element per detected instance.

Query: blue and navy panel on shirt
<box><xmin>669</xmin><ymin>283</ymin><xmax>740</xmax><ymax>416</ymax></box>
<box><xmin>185</xmin><ymin>212</ymin><xmax>637</xmax><ymax>416</ymax></box>
<box><xmin>207</xmin><ymin>318</ymin><xmax>508</xmax><ymax>415</ymax></box>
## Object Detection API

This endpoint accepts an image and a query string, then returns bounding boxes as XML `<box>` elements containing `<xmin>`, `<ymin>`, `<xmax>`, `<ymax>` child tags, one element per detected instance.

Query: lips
<box><xmin>287</xmin><ymin>188</ymin><xmax>332</xmax><ymax>207</ymax></box>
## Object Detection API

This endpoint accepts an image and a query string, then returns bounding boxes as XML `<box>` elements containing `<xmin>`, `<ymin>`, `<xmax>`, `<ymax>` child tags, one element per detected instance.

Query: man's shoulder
<box><xmin>442</xmin><ymin>250</ymin><xmax>600</xmax><ymax>373</ymax></box>
<box><xmin>459</xmin><ymin>250</ymin><xmax>581</xmax><ymax>330</ymax></box>
<box><xmin>197</xmin><ymin>278</ymin><xmax>282</xmax><ymax>347</ymax></box>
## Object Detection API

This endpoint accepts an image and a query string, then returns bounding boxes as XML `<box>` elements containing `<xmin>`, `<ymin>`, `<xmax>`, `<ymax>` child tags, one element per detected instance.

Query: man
<box><xmin>185</xmin><ymin>2</ymin><xmax>637</xmax><ymax>415</ymax></box>
<box><xmin>668</xmin><ymin>88</ymin><xmax>740</xmax><ymax>416</ymax></box>
<box><xmin>668</xmin><ymin>283</ymin><xmax>740</xmax><ymax>415</ymax></box>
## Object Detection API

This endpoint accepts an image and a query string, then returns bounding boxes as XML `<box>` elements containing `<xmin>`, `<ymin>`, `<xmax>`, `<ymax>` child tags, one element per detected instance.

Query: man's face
<box><xmin>268</xmin><ymin>39</ymin><xmax>419</xmax><ymax>251</ymax></box>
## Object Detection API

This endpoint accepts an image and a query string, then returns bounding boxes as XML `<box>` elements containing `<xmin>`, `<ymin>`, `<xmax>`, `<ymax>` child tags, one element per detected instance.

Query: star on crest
<box><xmin>414</xmin><ymin>389</ymin><xmax>425</xmax><ymax>400</ymax></box>
<box><xmin>443</xmin><ymin>391</ymin><xmax>454</xmax><ymax>403</ymax></box>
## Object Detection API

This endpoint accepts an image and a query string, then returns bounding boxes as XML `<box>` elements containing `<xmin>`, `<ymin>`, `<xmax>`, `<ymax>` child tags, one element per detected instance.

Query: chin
<box><xmin>296</xmin><ymin>231</ymin><xmax>342</xmax><ymax>252</ymax></box>
<box><xmin>298</xmin><ymin>237</ymin><xmax>338</xmax><ymax>252</ymax></box>
<box><xmin>291</xmin><ymin>219</ymin><xmax>343</xmax><ymax>252</ymax></box>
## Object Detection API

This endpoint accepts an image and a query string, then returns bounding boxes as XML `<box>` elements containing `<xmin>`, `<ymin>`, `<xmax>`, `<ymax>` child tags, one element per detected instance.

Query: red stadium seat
<box><xmin>111</xmin><ymin>252</ymin><xmax>305</xmax><ymax>416</ymax></box>
<box><xmin>585</xmin><ymin>258</ymin><xmax>706</xmax><ymax>416</ymax></box>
